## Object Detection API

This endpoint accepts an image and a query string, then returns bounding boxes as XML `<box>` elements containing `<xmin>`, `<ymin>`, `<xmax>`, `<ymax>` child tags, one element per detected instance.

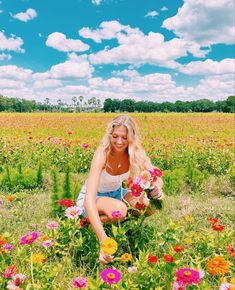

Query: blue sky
<box><xmin>0</xmin><ymin>0</ymin><xmax>234</xmax><ymax>104</ymax></box>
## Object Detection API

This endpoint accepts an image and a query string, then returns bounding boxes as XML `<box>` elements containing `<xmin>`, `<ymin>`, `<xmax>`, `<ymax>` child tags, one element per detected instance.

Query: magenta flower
<box><xmin>2</xmin><ymin>266</ymin><xmax>18</xmax><ymax>279</ymax></box>
<box><xmin>100</xmin><ymin>268</ymin><xmax>122</xmax><ymax>285</ymax></box>
<box><xmin>111</xmin><ymin>210</ymin><xmax>123</xmax><ymax>219</ymax></box>
<box><xmin>4</xmin><ymin>244</ymin><xmax>14</xmax><ymax>251</ymax></box>
<box><xmin>65</xmin><ymin>206</ymin><xmax>82</xmax><ymax>219</ymax></box>
<box><xmin>46</xmin><ymin>221</ymin><xmax>59</xmax><ymax>230</ymax></box>
<box><xmin>82</xmin><ymin>143</ymin><xmax>89</xmax><ymax>149</ymax></box>
<box><xmin>20</xmin><ymin>232</ymin><xmax>39</xmax><ymax>245</ymax></box>
<box><xmin>71</xmin><ymin>276</ymin><xmax>88</xmax><ymax>288</ymax></box>
<box><xmin>67</xmin><ymin>131</ymin><xmax>73</xmax><ymax>135</ymax></box>
<box><xmin>176</xmin><ymin>268</ymin><xmax>201</xmax><ymax>285</ymax></box>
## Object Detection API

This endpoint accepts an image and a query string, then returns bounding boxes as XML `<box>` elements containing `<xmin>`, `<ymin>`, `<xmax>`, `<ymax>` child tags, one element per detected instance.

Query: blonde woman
<box><xmin>77</xmin><ymin>115</ymin><xmax>164</xmax><ymax>264</ymax></box>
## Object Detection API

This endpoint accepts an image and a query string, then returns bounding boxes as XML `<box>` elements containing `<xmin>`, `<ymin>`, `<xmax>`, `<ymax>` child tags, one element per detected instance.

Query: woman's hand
<box><xmin>99</xmin><ymin>249</ymin><xmax>114</xmax><ymax>264</ymax></box>
<box><xmin>150</xmin><ymin>179</ymin><xmax>164</xmax><ymax>200</ymax></box>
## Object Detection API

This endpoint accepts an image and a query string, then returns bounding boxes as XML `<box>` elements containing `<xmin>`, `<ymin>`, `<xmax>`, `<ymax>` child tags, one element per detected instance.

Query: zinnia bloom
<box><xmin>208</xmin><ymin>217</ymin><xmax>218</xmax><ymax>224</ymax></box>
<box><xmin>174</xmin><ymin>245</ymin><xmax>185</xmax><ymax>253</ymax></box>
<box><xmin>82</xmin><ymin>143</ymin><xmax>89</xmax><ymax>149</ymax></box>
<box><xmin>111</xmin><ymin>210</ymin><xmax>123</xmax><ymax>219</ymax></box>
<box><xmin>135</xmin><ymin>202</ymin><xmax>146</xmax><ymax>210</ymax></box>
<box><xmin>4</xmin><ymin>244</ymin><xmax>14</xmax><ymax>251</ymax></box>
<box><xmin>128</xmin><ymin>266</ymin><xmax>137</xmax><ymax>273</ymax></box>
<box><xmin>7</xmin><ymin>273</ymin><xmax>26</xmax><ymax>289</ymax></box>
<box><xmin>212</xmin><ymin>223</ymin><xmax>225</xmax><ymax>232</ymax></box>
<box><xmin>100</xmin><ymin>268</ymin><xmax>122</xmax><ymax>285</ymax></box>
<box><xmin>46</xmin><ymin>221</ymin><xmax>59</xmax><ymax>230</ymax></box>
<box><xmin>147</xmin><ymin>254</ymin><xmax>158</xmax><ymax>264</ymax></box>
<box><xmin>176</xmin><ymin>268</ymin><xmax>201</xmax><ymax>285</ymax></box>
<box><xmin>207</xmin><ymin>257</ymin><xmax>229</xmax><ymax>275</ymax></box>
<box><xmin>79</xmin><ymin>217</ymin><xmax>90</xmax><ymax>228</ymax></box>
<box><xmin>20</xmin><ymin>232</ymin><xmax>39</xmax><ymax>245</ymax></box>
<box><xmin>7</xmin><ymin>195</ymin><xmax>16</xmax><ymax>202</ymax></box>
<box><xmin>130</xmin><ymin>183</ymin><xmax>143</xmax><ymax>197</ymax></box>
<box><xmin>172</xmin><ymin>281</ymin><xmax>186</xmax><ymax>290</ymax></box>
<box><xmin>121</xmin><ymin>253</ymin><xmax>132</xmax><ymax>262</ymax></box>
<box><xmin>2</xmin><ymin>265</ymin><xmax>18</xmax><ymax>279</ymax></box>
<box><xmin>163</xmin><ymin>254</ymin><xmax>174</xmax><ymax>263</ymax></box>
<box><xmin>101</xmin><ymin>237</ymin><xmax>118</xmax><ymax>255</ymax></box>
<box><xmin>71</xmin><ymin>276</ymin><xmax>88</xmax><ymax>288</ymax></box>
<box><xmin>65</xmin><ymin>206</ymin><xmax>82</xmax><ymax>219</ymax></box>
<box><xmin>58</xmin><ymin>199</ymin><xmax>75</xmax><ymax>207</ymax></box>
<box><xmin>226</xmin><ymin>244</ymin><xmax>235</xmax><ymax>258</ymax></box>
<box><xmin>31</xmin><ymin>253</ymin><xmax>46</xmax><ymax>264</ymax></box>
<box><xmin>220</xmin><ymin>282</ymin><xmax>235</xmax><ymax>290</ymax></box>
<box><xmin>0</xmin><ymin>236</ymin><xmax>7</xmax><ymax>246</ymax></box>
<box><xmin>42</xmin><ymin>239</ymin><xmax>54</xmax><ymax>248</ymax></box>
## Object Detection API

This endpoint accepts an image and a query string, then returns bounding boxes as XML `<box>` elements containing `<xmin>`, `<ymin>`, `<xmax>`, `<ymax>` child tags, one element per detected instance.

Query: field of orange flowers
<box><xmin>0</xmin><ymin>112</ymin><xmax>234</xmax><ymax>289</ymax></box>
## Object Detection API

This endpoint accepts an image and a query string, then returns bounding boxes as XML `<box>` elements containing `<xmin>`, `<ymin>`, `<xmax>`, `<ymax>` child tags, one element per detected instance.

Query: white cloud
<box><xmin>91</xmin><ymin>0</ymin><xmax>102</xmax><ymax>5</ymax></box>
<box><xmin>0</xmin><ymin>65</ymin><xmax>32</xmax><ymax>80</ymax></box>
<box><xmin>160</xmin><ymin>6</ymin><xmax>168</xmax><ymax>11</ymax></box>
<box><xmin>179</xmin><ymin>59</ymin><xmax>235</xmax><ymax>75</ymax></box>
<box><xmin>162</xmin><ymin>0</ymin><xmax>235</xmax><ymax>46</ymax></box>
<box><xmin>112</xmin><ymin>69</ymin><xmax>140</xmax><ymax>78</ymax></box>
<box><xmin>46</xmin><ymin>32</ymin><xmax>89</xmax><ymax>52</ymax></box>
<box><xmin>50</xmin><ymin>53</ymin><xmax>94</xmax><ymax>79</ymax></box>
<box><xmin>0</xmin><ymin>53</ymin><xmax>12</xmax><ymax>61</ymax></box>
<box><xmin>34</xmin><ymin>79</ymin><xmax>62</xmax><ymax>89</ymax></box>
<box><xmin>11</xmin><ymin>8</ymin><xmax>37</xmax><ymax>22</ymax></box>
<box><xmin>0</xmin><ymin>79</ymin><xmax>24</xmax><ymax>89</ymax></box>
<box><xmin>0</xmin><ymin>31</ymin><xmax>24</xmax><ymax>52</ymax></box>
<box><xmin>144</xmin><ymin>11</ymin><xmax>158</xmax><ymax>18</ymax></box>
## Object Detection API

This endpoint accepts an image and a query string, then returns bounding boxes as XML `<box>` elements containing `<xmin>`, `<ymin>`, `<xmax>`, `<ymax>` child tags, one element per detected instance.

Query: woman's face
<box><xmin>110</xmin><ymin>125</ymin><xmax>129</xmax><ymax>152</ymax></box>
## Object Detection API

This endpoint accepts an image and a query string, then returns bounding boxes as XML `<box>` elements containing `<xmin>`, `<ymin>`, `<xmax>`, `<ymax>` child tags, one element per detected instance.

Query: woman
<box><xmin>77</xmin><ymin>115</ymin><xmax>164</xmax><ymax>264</ymax></box>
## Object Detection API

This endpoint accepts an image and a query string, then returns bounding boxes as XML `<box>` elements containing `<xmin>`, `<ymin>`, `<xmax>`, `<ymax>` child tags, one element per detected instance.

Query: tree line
<box><xmin>0</xmin><ymin>94</ymin><xmax>234</xmax><ymax>113</ymax></box>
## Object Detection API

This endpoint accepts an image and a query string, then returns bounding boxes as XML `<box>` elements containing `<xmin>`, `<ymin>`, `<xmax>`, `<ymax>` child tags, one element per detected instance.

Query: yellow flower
<box><xmin>207</xmin><ymin>256</ymin><xmax>229</xmax><ymax>276</ymax></box>
<box><xmin>184</xmin><ymin>215</ymin><xmax>194</xmax><ymax>222</ymax></box>
<box><xmin>101</xmin><ymin>237</ymin><xmax>118</xmax><ymax>255</ymax></box>
<box><xmin>31</xmin><ymin>253</ymin><xmax>46</xmax><ymax>264</ymax></box>
<box><xmin>121</xmin><ymin>253</ymin><xmax>132</xmax><ymax>262</ymax></box>
<box><xmin>184</xmin><ymin>237</ymin><xmax>193</xmax><ymax>244</ymax></box>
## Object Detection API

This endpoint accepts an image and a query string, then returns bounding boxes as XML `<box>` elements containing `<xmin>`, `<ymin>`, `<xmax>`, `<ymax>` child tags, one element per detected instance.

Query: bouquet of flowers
<box><xmin>126</xmin><ymin>167</ymin><xmax>163</xmax><ymax>210</ymax></box>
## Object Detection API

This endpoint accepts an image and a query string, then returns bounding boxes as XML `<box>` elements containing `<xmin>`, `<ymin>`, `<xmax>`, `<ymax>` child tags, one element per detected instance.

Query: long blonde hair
<box><xmin>101</xmin><ymin>115</ymin><xmax>152</xmax><ymax>176</ymax></box>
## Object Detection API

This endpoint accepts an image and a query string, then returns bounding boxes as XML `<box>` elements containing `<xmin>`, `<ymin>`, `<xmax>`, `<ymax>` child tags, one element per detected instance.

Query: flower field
<box><xmin>0</xmin><ymin>112</ymin><xmax>234</xmax><ymax>289</ymax></box>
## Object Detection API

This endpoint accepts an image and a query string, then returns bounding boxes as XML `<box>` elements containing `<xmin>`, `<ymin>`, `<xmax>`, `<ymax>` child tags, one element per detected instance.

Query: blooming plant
<box><xmin>126</xmin><ymin>167</ymin><xmax>163</xmax><ymax>209</ymax></box>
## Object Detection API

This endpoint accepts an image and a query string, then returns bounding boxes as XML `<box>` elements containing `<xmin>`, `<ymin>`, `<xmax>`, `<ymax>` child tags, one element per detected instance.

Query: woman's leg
<box><xmin>96</xmin><ymin>197</ymin><xmax>128</xmax><ymax>222</ymax></box>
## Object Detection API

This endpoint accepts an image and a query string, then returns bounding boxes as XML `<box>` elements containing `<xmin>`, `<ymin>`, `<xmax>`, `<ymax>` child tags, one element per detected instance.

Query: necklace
<box><xmin>117</xmin><ymin>163</ymin><xmax>121</xmax><ymax>168</ymax></box>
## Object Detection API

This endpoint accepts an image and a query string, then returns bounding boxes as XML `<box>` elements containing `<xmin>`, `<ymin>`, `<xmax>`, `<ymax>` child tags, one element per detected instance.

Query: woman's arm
<box><xmin>84</xmin><ymin>147</ymin><xmax>107</xmax><ymax>243</ymax></box>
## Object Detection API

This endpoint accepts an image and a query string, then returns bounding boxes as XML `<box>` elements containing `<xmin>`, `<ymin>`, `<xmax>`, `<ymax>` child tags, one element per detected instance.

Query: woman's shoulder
<box><xmin>92</xmin><ymin>146</ymin><xmax>107</xmax><ymax>166</ymax></box>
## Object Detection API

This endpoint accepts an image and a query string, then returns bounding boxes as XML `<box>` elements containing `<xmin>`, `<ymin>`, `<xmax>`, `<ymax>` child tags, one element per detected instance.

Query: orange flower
<box><xmin>40</xmin><ymin>235</ymin><xmax>48</xmax><ymax>242</ymax></box>
<box><xmin>121</xmin><ymin>253</ymin><xmax>132</xmax><ymax>262</ymax></box>
<box><xmin>7</xmin><ymin>195</ymin><xmax>16</xmax><ymax>202</ymax></box>
<box><xmin>207</xmin><ymin>257</ymin><xmax>229</xmax><ymax>275</ymax></box>
<box><xmin>173</xmin><ymin>245</ymin><xmax>185</xmax><ymax>253</ymax></box>
<box><xmin>31</xmin><ymin>253</ymin><xmax>46</xmax><ymax>264</ymax></box>
<box><xmin>212</xmin><ymin>223</ymin><xmax>225</xmax><ymax>232</ymax></box>
<box><xmin>163</xmin><ymin>254</ymin><xmax>174</xmax><ymax>263</ymax></box>
<box><xmin>208</xmin><ymin>217</ymin><xmax>218</xmax><ymax>224</ymax></box>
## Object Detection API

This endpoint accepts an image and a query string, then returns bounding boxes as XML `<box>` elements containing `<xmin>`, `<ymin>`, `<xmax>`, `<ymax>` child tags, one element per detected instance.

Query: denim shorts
<box><xmin>76</xmin><ymin>185</ymin><xmax>129</xmax><ymax>217</ymax></box>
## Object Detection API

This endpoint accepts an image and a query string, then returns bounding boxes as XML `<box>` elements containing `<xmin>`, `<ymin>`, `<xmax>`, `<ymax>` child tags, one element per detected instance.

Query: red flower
<box><xmin>147</xmin><ymin>254</ymin><xmax>158</xmax><ymax>264</ymax></box>
<box><xmin>135</xmin><ymin>202</ymin><xmax>146</xmax><ymax>210</ymax></box>
<box><xmin>163</xmin><ymin>254</ymin><xmax>174</xmax><ymax>263</ymax></box>
<box><xmin>150</xmin><ymin>167</ymin><xmax>163</xmax><ymax>182</ymax></box>
<box><xmin>126</xmin><ymin>177</ymin><xmax>133</xmax><ymax>189</ymax></box>
<box><xmin>131</xmin><ymin>183</ymin><xmax>143</xmax><ymax>197</ymax></box>
<box><xmin>79</xmin><ymin>218</ymin><xmax>90</xmax><ymax>228</ymax></box>
<box><xmin>226</xmin><ymin>244</ymin><xmax>235</xmax><ymax>258</ymax></box>
<box><xmin>173</xmin><ymin>245</ymin><xmax>185</xmax><ymax>253</ymax></box>
<box><xmin>212</xmin><ymin>223</ymin><xmax>225</xmax><ymax>232</ymax></box>
<box><xmin>208</xmin><ymin>217</ymin><xmax>218</xmax><ymax>224</ymax></box>
<box><xmin>58</xmin><ymin>199</ymin><xmax>75</xmax><ymax>208</ymax></box>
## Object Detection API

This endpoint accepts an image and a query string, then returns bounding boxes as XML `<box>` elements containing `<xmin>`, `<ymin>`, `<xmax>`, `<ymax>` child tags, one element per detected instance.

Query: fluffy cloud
<box><xmin>160</xmin><ymin>6</ymin><xmax>168</xmax><ymax>11</ymax></box>
<box><xmin>46</xmin><ymin>32</ymin><xmax>89</xmax><ymax>52</ymax></box>
<box><xmin>112</xmin><ymin>69</ymin><xmax>140</xmax><ymax>78</ymax></box>
<box><xmin>91</xmin><ymin>0</ymin><xmax>102</xmax><ymax>5</ymax></box>
<box><xmin>0</xmin><ymin>53</ymin><xmax>12</xmax><ymax>61</ymax></box>
<box><xmin>34</xmin><ymin>79</ymin><xmax>62</xmax><ymax>89</ymax></box>
<box><xmin>11</xmin><ymin>8</ymin><xmax>37</xmax><ymax>22</ymax></box>
<box><xmin>0</xmin><ymin>65</ymin><xmax>32</xmax><ymax>80</ymax></box>
<box><xmin>179</xmin><ymin>59</ymin><xmax>235</xmax><ymax>75</ymax></box>
<box><xmin>0</xmin><ymin>32</ymin><xmax>24</xmax><ymax>52</ymax></box>
<box><xmin>50</xmin><ymin>53</ymin><xmax>94</xmax><ymax>79</ymax></box>
<box><xmin>162</xmin><ymin>0</ymin><xmax>235</xmax><ymax>46</ymax></box>
<box><xmin>144</xmin><ymin>11</ymin><xmax>158</xmax><ymax>18</ymax></box>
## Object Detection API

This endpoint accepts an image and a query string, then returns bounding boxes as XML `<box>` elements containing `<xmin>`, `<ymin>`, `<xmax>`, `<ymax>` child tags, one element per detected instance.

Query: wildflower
<box><xmin>100</xmin><ymin>268</ymin><xmax>122</xmax><ymax>285</ymax></box>
<box><xmin>147</xmin><ymin>254</ymin><xmax>158</xmax><ymax>264</ymax></box>
<box><xmin>208</xmin><ymin>217</ymin><xmax>218</xmax><ymax>224</ymax></box>
<box><xmin>176</xmin><ymin>268</ymin><xmax>201</xmax><ymax>285</ymax></box>
<box><xmin>184</xmin><ymin>215</ymin><xmax>194</xmax><ymax>222</ymax></box>
<box><xmin>121</xmin><ymin>253</ymin><xmax>132</xmax><ymax>262</ymax></box>
<box><xmin>42</xmin><ymin>239</ymin><xmax>54</xmax><ymax>248</ymax></box>
<box><xmin>7</xmin><ymin>273</ymin><xmax>26</xmax><ymax>289</ymax></box>
<box><xmin>172</xmin><ymin>281</ymin><xmax>186</xmax><ymax>290</ymax></box>
<box><xmin>111</xmin><ymin>210</ymin><xmax>123</xmax><ymax>219</ymax></box>
<box><xmin>207</xmin><ymin>257</ymin><xmax>230</xmax><ymax>275</ymax></box>
<box><xmin>173</xmin><ymin>245</ymin><xmax>185</xmax><ymax>253</ymax></box>
<box><xmin>67</xmin><ymin>131</ymin><xmax>73</xmax><ymax>135</ymax></box>
<box><xmin>226</xmin><ymin>245</ymin><xmax>235</xmax><ymax>258</ymax></box>
<box><xmin>149</xmin><ymin>167</ymin><xmax>163</xmax><ymax>181</ymax></box>
<box><xmin>4</xmin><ymin>244</ymin><xmax>14</xmax><ymax>251</ymax></box>
<box><xmin>40</xmin><ymin>235</ymin><xmax>49</xmax><ymax>242</ymax></box>
<box><xmin>126</xmin><ymin>177</ymin><xmax>133</xmax><ymax>188</ymax></box>
<box><xmin>65</xmin><ymin>206</ymin><xmax>82</xmax><ymax>219</ymax></box>
<box><xmin>184</xmin><ymin>237</ymin><xmax>193</xmax><ymax>244</ymax></box>
<box><xmin>46</xmin><ymin>221</ymin><xmax>59</xmax><ymax>230</ymax></box>
<box><xmin>101</xmin><ymin>237</ymin><xmax>118</xmax><ymax>255</ymax></box>
<box><xmin>135</xmin><ymin>202</ymin><xmax>146</xmax><ymax>210</ymax></box>
<box><xmin>58</xmin><ymin>199</ymin><xmax>75</xmax><ymax>207</ymax></box>
<box><xmin>212</xmin><ymin>223</ymin><xmax>225</xmax><ymax>232</ymax></box>
<box><xmin>82</xmin><ymin>143</ymin><xmax>89</xmax><ymax>149</ymax></box>
<box><xmin>71</xmin><ymin>276</ymin><xmax>88</xmax><ymax>288</ymax></box>
<box><xmin>128</xmin><ymin>266</ymin><xmax>137</xmax><ymax>273</ymax></box>
<box><xmin>220</xmin><ymin>282</ymin><xmax>235</xmax><ymax>290</ymax></box>
<box><xmin>0</xmin><ymin>236</ymin><xmax>7</xmax><ymax>246</ymax></box>
<box><xmin>79</xmin><ymin>217</ymin><xmax>90</xmax><ymax>228</ymax></box>
<box><xmin>163</xmin><ymin>254</ymin><xmax>174</xmax><ymax>263</ymax></box>
<box><xmin>31</xmin><ymin>253</ymin><xmax>46</xmax><ymax>264</ymax></box>
<box><xmin>130</xmin><ymin>183</ymin><xmax>143</xmax><ymax>197</ymax></box>
<box><xmin>2</xmin><ymin>265</ymin><xmax>18</xmax><ymax>279</ymax></box>
<box><xmin>7</xmin><ymin>195</ymin><xmax>16</xmax><ymax>202</ymax></box>
<box><xmin>20</xmin><ymin>232</ymin><xmax>39</xmax><ymax>245</ymax></box>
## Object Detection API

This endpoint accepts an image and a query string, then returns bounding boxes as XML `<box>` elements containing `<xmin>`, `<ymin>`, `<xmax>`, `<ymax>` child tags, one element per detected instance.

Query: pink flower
<box><xmin>172</xmin><ymin>281</ymin><xmax>186</xmax><ymax>290</ymax></box>
<box><xmin>4</xmin><ymin>244</ymin><xmax>14</xmax><ymax>251</ymax></box>
<box><xmin>130</xmin><ymin>183</ymin><xmax>143</xmax><ymax>197</ymax></box>
<box><xmin>82</xmin><ymin>143</ymin><xmax>89</xmax><ymax>149</ymax></box>
<box><xmin>0</xmin><ymin>199</ymin><xmax>3</xmax><ymax>206</ymax></box>
<box><xmin>111</xmin><ymin>210</ymin><xmax>123</xmax><ymax>219</ymax></box>
<box><xmin>128</xmin><ymin>266</ymin><xmax>137</xmax><ymax>273</ymax></box>
<box><xmin>100</xmin><ymin>268</ymin><xmax>122</xmax><ymax>285</ymax></box>
<box><xmin>176</xmin><ymin>268</ymin><xmax>201</xmax><ymax>285</ymax></box>
<box><xmin>2</xmin><ymin>266</ymin><xmax>18</xmax><ymax>279</ymax></box>
<box><xmin>67</xmin><ymin>131</ymin><xmax>73</xmax><ymax>135</ymax></box>
<box><xmin>46</xmin><ymin>221</ymin><xmax>59</xmax><ymax>230</ymax></box>
<box><xmin>65</xmin><ymin>206</ymin><xmax>82</xmax><ymax>219</ymax></box>
<box><xmin>42</xmin><ymin>239</ymin><xmax>54</xmax><ymax>249</ymax></box>
<box><xmin>71</xmin><ymin>276</ymin><xmax>88</xmax><ymax>288</ymax></box>
<box><xmin>7</xmin><ymin>273</ymin><xmax>26</xmax><ymax>289</ymax></box>
<box><xmin>20</xmin><ymin>232</ymin><xmax>39</xmax><ymax>245</ymax></box>
<box><xmin>220</xmin><ymin>282</ymin><xmax>235</xmax><ymax>290</ymax></box>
